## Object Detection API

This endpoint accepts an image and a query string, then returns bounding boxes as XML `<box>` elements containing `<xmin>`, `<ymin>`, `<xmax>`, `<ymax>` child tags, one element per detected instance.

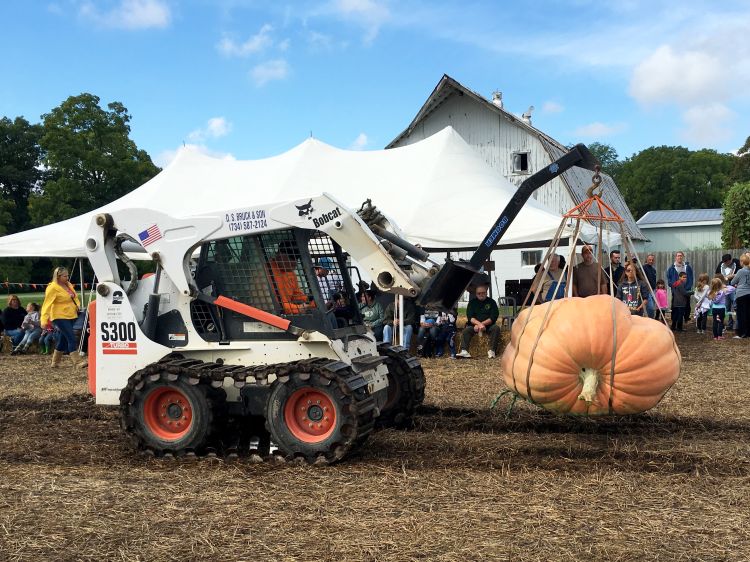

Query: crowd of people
<box><xmin>530</xmin><ymin>247</ymin><xmax>750</xmax><ymax>341</ymax></box>
<box><xmin>1</xmin><ymin>266</ymin><xmax>89</xmax><ymax>368</ymax></box>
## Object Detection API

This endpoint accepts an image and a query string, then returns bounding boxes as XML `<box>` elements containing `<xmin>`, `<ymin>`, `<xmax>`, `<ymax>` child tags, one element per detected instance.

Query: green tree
<box><xmin>722</xmin><ymin>181</ymin><xmax>750</xmax><ymax>248</ymax></box>
<box><xmin>616</xmin><ymin>146</ymin><xmax>733</xmax><ymax>219</ymax></box>
<box><xmin>0</xmin><ymin>116</ymin><xmax>43</xmax><ymax>234</ymax></box>
<box><xmin>587</xmin><ymin>142</ymin><xmax>621</xmax><ymax>179</ymax></box>
<box><xmin>731</xmin><ymin>136</ymin><xmax>750</xmax><ymax>183</ymax></box>
<box><xmin>30</xmin><ymin>93</ymin><xmax>160</xmax><ymax>225</ymax></box>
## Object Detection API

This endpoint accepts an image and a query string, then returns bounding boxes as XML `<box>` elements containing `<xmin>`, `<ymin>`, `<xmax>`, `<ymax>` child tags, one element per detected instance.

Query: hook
<box><xmin>586</xmin><ymin>165</ymin><xmax>603</xmax><ymax>198</ymax></box>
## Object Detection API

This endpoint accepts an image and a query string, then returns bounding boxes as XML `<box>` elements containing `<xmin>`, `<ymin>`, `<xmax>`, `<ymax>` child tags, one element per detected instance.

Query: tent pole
<box><xmin>398</xmin><ymin>294</ymin><xmax>404</xmax><ymax>347</ymax></box>
<box><xmin>79</xmin><ymin>260</ymin><xmax>85</xmax><ymax>308</ymax></box>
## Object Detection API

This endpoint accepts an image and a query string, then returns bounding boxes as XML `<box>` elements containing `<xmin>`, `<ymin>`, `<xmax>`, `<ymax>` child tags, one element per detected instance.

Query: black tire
<box><xmin>266</xmin><ymin>369</ymin><xmax>370</xmax><ymax>463</ymax></box>
<box><xmin>124</xmin><ymin>372</ymin><xmax>216</xmax><ymax>455</ymax></box>
<box><xmin>376</xmin><ymin>344</ymin><xmax>425</xmax><ymax>429</ymax></box>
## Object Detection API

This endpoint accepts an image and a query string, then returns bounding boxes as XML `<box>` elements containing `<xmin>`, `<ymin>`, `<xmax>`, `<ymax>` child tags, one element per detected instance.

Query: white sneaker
<box><xmin>487</xmin><ymin>350</ymin><xmax>496</xmax><ymax>359</ymax></box>
<box><xmin>456</xmin><ymin>350</ymin><xmax>472</xmax><ymax>359</ymax></box>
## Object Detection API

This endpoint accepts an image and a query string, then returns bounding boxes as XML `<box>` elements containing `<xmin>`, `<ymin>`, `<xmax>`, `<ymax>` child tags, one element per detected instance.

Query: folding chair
<box><xmin>497</xmin><ymin>296</ymin><xmax>518</xmax><ymax>329</ymax></box>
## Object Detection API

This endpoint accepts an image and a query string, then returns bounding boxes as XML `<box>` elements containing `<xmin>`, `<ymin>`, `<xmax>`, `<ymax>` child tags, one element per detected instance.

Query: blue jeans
<box><xmin>383</xmin><ymin>323</ymin><xmax>413</xmax><ymax>350</ymax></box>
<box><xmin>646</xmin><ymin>293</ymin><xmax>655</xmax><ymax>319</ymax></box>
<box><xmin>52</xmin><ymin>318</ymin><xmax>77</xmax><ymax>353</ymax></box>
<box><xmin>435</xmin><ymin>325</ymin><xmax>456</xmax><ymax>356</ymax></box>
<box><xmin>18</xmin><ymin>328</ymin><xmax>42</xmax><ymax>348</ymax></box>
<box><xmin>5</xmin><ymin>328</ymin><xmax>24</xmax><ymax>346</ymax></box>
<box><xmin>41</xmin><ymin>331</ymin><xmax>57</xmax><ymax>349</ymax></box>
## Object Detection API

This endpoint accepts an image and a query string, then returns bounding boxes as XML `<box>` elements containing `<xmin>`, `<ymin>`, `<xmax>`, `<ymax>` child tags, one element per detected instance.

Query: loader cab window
<box><xmin>191</xmin><ymin>229</ymin><xmax>361</xmax><ymax>341</ymax></box>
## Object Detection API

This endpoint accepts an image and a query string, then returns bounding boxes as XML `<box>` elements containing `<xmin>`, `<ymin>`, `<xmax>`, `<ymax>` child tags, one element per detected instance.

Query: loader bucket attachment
<box><xmin>417</xmin><ymin>259</ymin><xmax>479</xmax><ymax>310</ymax></box>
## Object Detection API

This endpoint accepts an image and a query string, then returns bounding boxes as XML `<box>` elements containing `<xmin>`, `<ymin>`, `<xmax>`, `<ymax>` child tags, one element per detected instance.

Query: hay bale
<box><xmin>1</xmin><ymin>336</ymin><xmax>41</xmax><ymax>354</ymax></box>
<box><xmin>454</xmin><ymin>315</ymin><xmax>511</xmax><ymax>356</ymax></box>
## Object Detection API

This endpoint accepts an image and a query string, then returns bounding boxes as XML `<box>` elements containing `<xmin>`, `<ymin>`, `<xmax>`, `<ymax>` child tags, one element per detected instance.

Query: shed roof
<box><xmin>387</xmin><ymin>74</ymin><xmax>646</xmax><ymax>241</ymax></box>
<box><xmin>637</xmin><ymin>209</ymin><xmax>723</xmax><ymax>227</ymax></box>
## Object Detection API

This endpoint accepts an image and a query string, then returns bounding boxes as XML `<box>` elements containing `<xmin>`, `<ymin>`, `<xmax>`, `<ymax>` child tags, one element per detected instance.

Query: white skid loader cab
<box><xmin>85</xmin><ymin>193</ymin><xmax>429</xmax><ymax>462</ymax></box>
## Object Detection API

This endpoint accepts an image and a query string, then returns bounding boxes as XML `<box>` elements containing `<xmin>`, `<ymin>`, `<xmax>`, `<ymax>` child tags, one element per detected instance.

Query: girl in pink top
<box><xmin>655</xmin><ymin>279</ymin><xmax>669</xmax><ymax>318</ymax></box>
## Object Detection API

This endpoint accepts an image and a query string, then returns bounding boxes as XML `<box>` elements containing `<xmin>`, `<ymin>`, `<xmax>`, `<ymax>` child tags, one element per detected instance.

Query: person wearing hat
<box><xmin>716</xmin><ymin>253</ymin><xmax>741</xmax><ymax>330</ymax></box>
<box><xmin>314</xmin><ymin>257</ymin><xmax>343</xmax><ymax>303</ymax></box>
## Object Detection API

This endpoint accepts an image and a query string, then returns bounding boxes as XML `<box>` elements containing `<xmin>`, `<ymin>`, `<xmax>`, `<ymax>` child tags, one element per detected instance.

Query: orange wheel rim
<box><xmin>143</xmin><ymin>387</ymin><xmax>193</xmax><ymax>441</ymax></box>
<box><xmin>283</xmin><ymin>388</ymin><xmax>336</xmax><ymax>443</ymax></box>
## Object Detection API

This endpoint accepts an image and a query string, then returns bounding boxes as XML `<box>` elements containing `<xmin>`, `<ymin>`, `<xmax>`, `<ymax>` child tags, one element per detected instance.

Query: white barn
<box><xmin>636</xmin><ymin>209</ymin><xmax>723</xmax><ymax>252</ymax></box>
<box><xmin>387</xmin><ymin>74</ymin><xmax>645</xmax><ymax>300</ymax></box>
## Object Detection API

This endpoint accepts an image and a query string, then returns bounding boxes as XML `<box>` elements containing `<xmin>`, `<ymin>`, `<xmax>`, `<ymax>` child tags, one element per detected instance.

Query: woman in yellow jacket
<box><xmin>41</xmin><ymin>266</ymin><xmax>87</xmax><ymax>368</ymax></box>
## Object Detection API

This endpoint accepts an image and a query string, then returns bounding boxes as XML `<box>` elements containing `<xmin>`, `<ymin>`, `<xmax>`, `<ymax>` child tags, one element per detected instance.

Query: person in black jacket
<box><xmin>716</xmin><ymin>253</ymin><xmax>742</xmax><ymax>281</ymax></box>
<box><xmin>3</xmin><ymin>294</ymin><xmax>27</xmax><ymax>347</ymax></box>
<box><xmin>605</xmin><ymin>250</ymin><xmax>624</xmax><ymax>295</ymax></box>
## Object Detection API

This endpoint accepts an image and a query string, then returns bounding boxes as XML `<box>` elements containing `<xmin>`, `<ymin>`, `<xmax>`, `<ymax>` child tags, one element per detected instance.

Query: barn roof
<box><xmin>387</xmin><ymin>74</ymin><xmax>646</xmax><ymax>241</ymax></box>
<box><xmin>637</xmin><ymin>209</ymin><xmax>723</xmax><ymax>228</ymax></box>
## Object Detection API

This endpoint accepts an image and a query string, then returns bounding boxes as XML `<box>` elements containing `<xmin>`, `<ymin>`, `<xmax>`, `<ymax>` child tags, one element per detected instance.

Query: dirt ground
<box><xmin>0</xmin><ymin>330</ymin><xmax>748</xmax><ymax>562</ymax></box>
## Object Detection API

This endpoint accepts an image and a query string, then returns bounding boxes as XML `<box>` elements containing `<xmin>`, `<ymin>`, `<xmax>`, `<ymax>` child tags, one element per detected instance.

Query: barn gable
<box><xmin>388</xmin><ymin>74</ymin><xmax>645</xmax><ymax>241</ymax></box>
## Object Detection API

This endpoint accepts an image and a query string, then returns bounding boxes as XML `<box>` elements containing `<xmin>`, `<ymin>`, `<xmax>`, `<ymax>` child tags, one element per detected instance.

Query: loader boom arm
<box><xmin>418</xmin><ymin>143</ymin><xmax>598</xmax><ymax>310</ymax></box>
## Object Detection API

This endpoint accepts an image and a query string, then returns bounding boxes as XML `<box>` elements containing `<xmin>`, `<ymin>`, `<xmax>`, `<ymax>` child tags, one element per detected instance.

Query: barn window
<box><xmin>521</xmin><ymin>250</ymin><xmax>542</xmax><ymax>266</ymax></box>
<box><xmin>512</xmin><ymin>151</ymin><xmax>530</xmax><ymax>173</ymax></box>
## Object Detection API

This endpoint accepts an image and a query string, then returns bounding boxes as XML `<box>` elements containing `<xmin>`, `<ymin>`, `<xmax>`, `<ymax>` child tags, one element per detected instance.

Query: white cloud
<box><xmin>573</xmin><ymin>122</ymin><xmax>627</xmax><ymax>138</ymax></box>
<box><xmin>680</xmin><ymin>103</ymin><xmax>734</xmax><ymax>146</ymax></box>
<box><xmin>187</xmin><ymin>117</ymin><xmax>232</xmax><ymax>142</ymax></box>
<box><xmin>629</xmin><ymin>45</ymin><xmax>727</xmax><ymax>107</ymax></box>
<box><xmin>307</xmin><ymin>31</ymin><xmax>334</xmax><ymax>51</ymax></box>
<box><xmin>79</xmin><ymin>0</ymin><xmax>171</xmax><ymax>30</ymax></box>
<box><xmin>349</xmin><ymin>133</ymin><xmax>369</xmax><ymax>150</ymax></box>
<box><xmin>327</xmin><ymin>0</ymin><xmax>390</xmax><ymax>44</ymax></box>
<box><xmin>626</xmin><ymin>18</ymin><xmax>750</xmax><ymax>147</ymax></box>
<box><xmin>541</xmin><ymin>101</ymin><xmax>564</xmax><ymax>114</ymax></box>
<box><xmin>250</xmin><ymin>59</ymin><xmax>290</xmax><ymax>86</ymax></box>
<box><xmin>217</xmin><ymin>24</ymin><xmax>274</xmax><ymax>57</ymax></box>
<box><xmin>155</xmin><ymin>144</ymin><xmax>236</xmax><ymax>168</ymax></box>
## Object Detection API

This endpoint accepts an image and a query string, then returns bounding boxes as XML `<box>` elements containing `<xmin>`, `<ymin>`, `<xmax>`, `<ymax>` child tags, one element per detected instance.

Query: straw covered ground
<box><xmin>0</xmin><ymin>331</ymin><xmax>749</xmax><ymax>561</ymax></box>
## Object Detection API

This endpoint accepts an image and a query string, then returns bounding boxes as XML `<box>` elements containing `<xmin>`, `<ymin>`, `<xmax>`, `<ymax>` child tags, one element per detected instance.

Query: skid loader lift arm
<box><xmin>418</xmin><ymin>143</ymin><xmax>598</xmax><ymax>310</ymax></box>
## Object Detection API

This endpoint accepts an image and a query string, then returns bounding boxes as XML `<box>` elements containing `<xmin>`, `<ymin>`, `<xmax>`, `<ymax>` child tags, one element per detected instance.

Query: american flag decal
<box><xmin>138</xmin><ymin>224</ymin><xmax>162</xmax><ymax>246</ymax></box>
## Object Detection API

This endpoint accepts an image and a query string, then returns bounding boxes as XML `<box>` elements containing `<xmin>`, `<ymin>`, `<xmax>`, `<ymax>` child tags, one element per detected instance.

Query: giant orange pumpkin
<box><xmin>501</xmin><ymin>295</ymin><xmax>681</xmax><ymax>415</ymax></box>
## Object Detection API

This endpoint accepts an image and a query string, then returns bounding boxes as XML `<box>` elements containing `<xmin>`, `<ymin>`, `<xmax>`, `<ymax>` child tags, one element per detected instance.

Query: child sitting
<box><xmin>11</xmin><ymin>302</ymin><xmax>41</xmax><ymax>355</ymax></box>
<box><xmin>434</xmin><ymin>309</ymin><xmax>457</xmax><ymax>358</ymax></box>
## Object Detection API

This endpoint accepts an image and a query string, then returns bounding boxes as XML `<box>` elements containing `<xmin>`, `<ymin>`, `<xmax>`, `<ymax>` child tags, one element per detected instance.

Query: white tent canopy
<box><xmin>0</xmin><ymin>126</ymin><xmax>604</xmax><ymax>258</ymax></box>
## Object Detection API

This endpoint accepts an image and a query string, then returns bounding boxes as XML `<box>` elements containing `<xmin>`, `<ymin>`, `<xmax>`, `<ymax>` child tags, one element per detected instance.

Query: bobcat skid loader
<box><xmin>84</xmin><ymin>144</ymin><xmax>596</xmax><ymax>464</ymax></box>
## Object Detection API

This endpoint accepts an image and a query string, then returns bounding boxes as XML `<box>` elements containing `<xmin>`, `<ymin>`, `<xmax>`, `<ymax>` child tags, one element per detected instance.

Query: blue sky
<box><xmin>2</xmin><ymin>0</ymin><xmax>749</xmax><ymax>167</ymax></box>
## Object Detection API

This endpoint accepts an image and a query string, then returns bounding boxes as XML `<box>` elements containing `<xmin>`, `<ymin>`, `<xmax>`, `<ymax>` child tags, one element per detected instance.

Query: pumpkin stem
<box><xmin>577</xmin><ymin>367</ymin><xmax>599</xmax><ymax>404</ymax></box>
